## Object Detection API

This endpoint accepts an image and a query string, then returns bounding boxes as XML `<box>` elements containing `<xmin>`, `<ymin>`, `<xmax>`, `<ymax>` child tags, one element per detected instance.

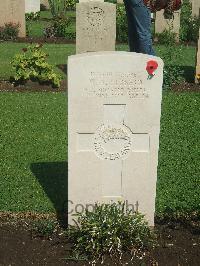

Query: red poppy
<box><xmin>146</xmin><ymin>60</ymin><xmax>158</xmax><ymax>76</ymax></box>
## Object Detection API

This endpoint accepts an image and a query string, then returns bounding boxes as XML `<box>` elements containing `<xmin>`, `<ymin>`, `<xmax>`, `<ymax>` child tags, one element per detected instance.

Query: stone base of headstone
<box><xmin>76</xmin><ymin>2</ymin><xmax>116</xmax><ymax>54</ymax></box>
<box><xmin>0</xmin><ymin>0</ymin><xmax>26</xmax><ymax>37</ymax></box>
<box><xmin>25</xmin><ymin>0</ymin><xmax>40</xmax><ymax>13</ymax></box>
<box><xmin>68</xmin><ymin>51</ymin><xmax>164</xmax><ymax>226</ymax></box>
<box><xmin>155</xmin><ymin>10</ymin><xmax>180</xmax><ymax>42</ymax></box>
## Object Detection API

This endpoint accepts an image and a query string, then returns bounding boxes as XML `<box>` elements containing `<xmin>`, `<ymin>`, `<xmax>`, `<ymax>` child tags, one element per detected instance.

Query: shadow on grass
<box><xmin>180</xmin><ymin>65</ymin><xmax>195</xmax><ymax>83</ymax></box>
<box><xmin>31</xmin><ymin>161</ymin><xmax>68</xmax><ymax>228</ymax></box>
<box><xmin>57</xmin><ymin>64</ymin><xmax>68</xmax><ymax>75</ymax></box>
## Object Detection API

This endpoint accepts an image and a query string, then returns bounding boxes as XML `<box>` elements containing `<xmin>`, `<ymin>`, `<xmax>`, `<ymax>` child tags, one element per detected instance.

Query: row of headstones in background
<box><xmin>76</xmin><ymin>0</ymin><xmax>116</xmax><ymax>53</ymax></box>
<box><xmin>195</xmin><ymin>28</ymin><xmax>200</xmax><ymax>83</ymax></box>
<box><xmin>153</xmin><ymin>0</ymin><xmax>200</xmax><ymax>41</ymax></box>
<box><xmin>117</xmin><ymin>0</ymin><xmax>199</xmax><ymax>43</ymax></box>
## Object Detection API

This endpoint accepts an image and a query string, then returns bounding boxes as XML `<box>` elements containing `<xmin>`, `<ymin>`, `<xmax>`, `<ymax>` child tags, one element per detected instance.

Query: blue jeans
<box><xmin>123</xmin><ymin>0</ymin><xmax>155</xmax><ymax>55</ymax></box>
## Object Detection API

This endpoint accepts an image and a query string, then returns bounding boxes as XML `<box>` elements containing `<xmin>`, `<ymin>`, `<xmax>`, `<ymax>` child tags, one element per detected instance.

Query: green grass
<box><xmin>156</xmin><ymin>91</ymin><xmax>200</xmax><ymax>217</ymax></box>
<box><xmin>26</xmin><ymin>10</ymin><xmax>76</xmax><ymax>38</ymax></box>
<box><xmin>0</xmin><ymin>91</ymin><xmax>199</xmax><ymax>219</ymax></box>
<box><xmin>0</xmin><ymin>43</ymin><xmax>75</xmax><ymax>80</ymax></box>
<box><xmin>27</xmin><ymin>20</ymin><xmax>50</xmax><ymax>37</ymax></box>
<box><xmin>0</xmin><ymin>92</ymin><xmax>67</xmax><ymax>212</ymax></box>
<box><xmin>0</xmin><ymin>42</ymin><xmax>196</xmax><ymax>81</ymax></box>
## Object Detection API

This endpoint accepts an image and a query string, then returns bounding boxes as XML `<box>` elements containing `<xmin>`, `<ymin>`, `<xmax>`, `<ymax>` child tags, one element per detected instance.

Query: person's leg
<box><xmin>123</xmin><ymin>0</ymin><xmax>138</xmax><ymax>52</ymax></box>
<box><xmin>123</xmin><ymin>0</ymin><xmax>155</xmax><ymax>55</ymax></box>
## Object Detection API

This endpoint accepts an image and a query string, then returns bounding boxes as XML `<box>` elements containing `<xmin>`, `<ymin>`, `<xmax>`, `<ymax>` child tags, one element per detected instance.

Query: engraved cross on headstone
<box><xmin>77</xmin><ymin>104</ymin><xmax>149</xmax><ymax>202</ymax></box>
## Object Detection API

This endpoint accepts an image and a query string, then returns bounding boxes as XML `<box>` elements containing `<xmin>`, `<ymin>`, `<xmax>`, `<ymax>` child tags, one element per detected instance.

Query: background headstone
<box><xmin>0</xmin><ymin>0</ymin><xmax>26</xmax><ymax>37</ymax></box>
<box><xmin>68</xmin><ymin>51</ymin><xmax>164</xmax><ymax>226</ymax></box>
<box><xmin>25</xmin><ymin>0</ymin><xmax>40</xmax><ymax>13</ymax></box>
<box><xmin>195</xmin><ymin>28</ymin><xmax>200</xmax><ymax>83</ymax></box>
<box><xmin>80</xmin><ymin>0</ymin><xmax>104</xmax><ymax>2</ymax></box>
<box><xmin>41</xmin><ymin>0</ymin><xmax>50</xmax><ymax>9</ymax></box>
<box><xmin>155</xmin><ymin>10</ymin><xmax>180</xmax><ymax>42</ymax></box>
<box><xmin>190</xmin><ymin>0</ymin><xmax>200</xmax><ymax>17</ymax></box>
<box><xmin>76</xmin><ymin>1</ymin><xmax>116</xmax><ymax>53</ymax></box>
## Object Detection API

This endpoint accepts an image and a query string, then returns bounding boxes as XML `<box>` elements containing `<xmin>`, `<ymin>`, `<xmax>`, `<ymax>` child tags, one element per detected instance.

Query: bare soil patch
<box><xmin>0</xmin><ymin>80</ymin><xmax>67</xmax><ymax>92</ymax></box>
<box><xmin>172</xmin><ymin>82</ymin><xmax>200</xmax><ymax>92</ymax></box>
<box><xmin>0</xmin><ymin>80</ymin><xmax>199</xmax><ymax>93</ymax></box>
<box><xmin>0</xmin><ymin>217</ymin><xmax>200</xmax><ymax>266</ymax></box>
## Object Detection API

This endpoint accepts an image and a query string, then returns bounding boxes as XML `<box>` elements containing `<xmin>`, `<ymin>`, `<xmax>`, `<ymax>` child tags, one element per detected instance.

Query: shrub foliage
<box><xmin>68</xmin><ymin>202</ymin><xmax>155</xmax><ymax>264</ymax></box>
<box><xmin>11</xmin><ymin>44</ymin><xmax>62</xmax><ymax>87</ymax></box>
<box><xmin>0</xmin><ymin>22</ymin><xmax>20</xmax><ymax>41</ymax></box>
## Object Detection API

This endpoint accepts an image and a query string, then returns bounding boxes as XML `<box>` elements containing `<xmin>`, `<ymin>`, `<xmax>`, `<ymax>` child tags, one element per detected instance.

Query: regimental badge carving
<box><xmin>94</xmin><ymin>124</ymin><xmax>132</xmax><ymax>160</ymax></box>
<box><xmin>87</xmin><ymin>7</ymin><xmax>105</xmax><ymax>27</ymax></box>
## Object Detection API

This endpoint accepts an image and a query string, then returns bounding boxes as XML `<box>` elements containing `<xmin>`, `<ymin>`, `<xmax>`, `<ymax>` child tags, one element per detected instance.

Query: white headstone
<box><xmin>76</xmin><ymin>1</ymin><xmax>116</xmax><ymax>53</ymax></box>
<box><xmin>25</xmin><ymin>0</ymin><xmax>40</xmax><ymax>13</ymax></box>
<box><xmin>155</xmin><ymin>10</ymin><xmax>180</xmax><ymax>42</ymax></box>
<box><xmin>68</xmin><ymin>51</ymin><xmax>164</xmax><ymax>226</ymax></box>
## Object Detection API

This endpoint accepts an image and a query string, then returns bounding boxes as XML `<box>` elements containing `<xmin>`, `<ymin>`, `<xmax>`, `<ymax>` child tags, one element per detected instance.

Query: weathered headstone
<box><xmin>41</xmin><ymin>0</ymin><xmax>50</xmax><ymax>9</ymax></box>
<box><xmin>0</xmin><ymin>0</ymin><xmax>26</xmax><ymax>37</ymax></box>
<box><xmin>68</xmin><ymin>51</ymin><xmax>164</xmax><ymax>226</ymax></box>
<box><xmin>190</xmin><ymin>0</ymin><xmax>200</xmax><ymax>17</ymax></box>
<box><xmin>155</xmin><ymin>10</ymin><xmax>180</xmax><ymax>42</ymax></box>
<box><xmin>195</xmin><ymin>28</ymin><xmax>200</xmax><ymax>83</ymax></box>
<box><xmin>25</xmin><ymin>0</ymin><xmax>40</xmax><ymax>13</ymax></box>
<box><xmin>76</xmin><ymin>1</ymin><xmax>116</xmax><ymax>53</ymax></box>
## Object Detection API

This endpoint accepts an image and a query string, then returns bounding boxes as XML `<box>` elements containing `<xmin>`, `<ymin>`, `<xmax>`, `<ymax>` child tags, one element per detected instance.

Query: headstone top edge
<box><xmin>68</xmin><ymin>52</ymin><xmax>164</xmax><ymax>65</ymax></box>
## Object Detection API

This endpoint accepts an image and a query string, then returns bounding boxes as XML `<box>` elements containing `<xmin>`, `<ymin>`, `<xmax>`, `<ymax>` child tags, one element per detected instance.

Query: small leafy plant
<box><xmin>65</xmin><ymin>0</ymin><xmax>77</xmax><ymax>11</ymax></box>
<box><xmin>180</xmin><ymin>0</ymin><xmax>200</xmax><ymax>43</ymax></box>
<box><xmin>67</xmin><ymin>202</ymin><xmax>156</xmax><ymax>265</ymax></box>
<box><xmin>11</xmin><ymin>44</ymin><xmax>62</xmax><ymax>87</ymax></box>
<box><xmin>157</xmin><ymin>27</ymin><xmax>185</xmax><ymax>89</ymax></box>
<box><xmin>44</xmin><ymin>17</ymin><xmax>71</xmax><ymax>38</ymax></box>
<box><xmin>155</xmin><ymin>29</ymin><xmax>176</xmax><ymax>45</ymax></box>
<box><xmin>0</xmin><ymin>22</ymin><xmax>20</xmax><ymax>40</ymax></box>
<box><xmin>31</xmin><ymin>219</ymin><xmax>57</xmax><ymax>238</ymax></box>
<box><xmin>25</xmin><ymin>11</ymin><xmax>40</xmax><ymax>21</ymax></box>
<box><xmin>116</xmin><ymin>4</ymin><xmax>128</xmax><ymax>43</ymax></box>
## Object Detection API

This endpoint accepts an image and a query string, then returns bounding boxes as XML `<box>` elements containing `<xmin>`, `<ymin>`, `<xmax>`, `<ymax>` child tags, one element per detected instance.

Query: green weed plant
<box><xmin>68</xmin><ymin>202</ymin><xmax>156</xmax><ymax>264</ymax></box>
<box><xmin>11</xmin><ymin>44</ymin><xmax>62</xmax><ymax>87</ymax></box>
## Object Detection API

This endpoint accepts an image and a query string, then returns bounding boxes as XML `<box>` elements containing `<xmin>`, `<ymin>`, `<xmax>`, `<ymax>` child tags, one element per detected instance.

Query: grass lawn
<box><xmin>27</xmin><ymin>10</ymin><xmax>76</xmax><ymax>38</ymax></box>
<box><xmin>0</xmin><ymin>43</ymin><xmax>75</xmax><ymax>80</ymax></box>
<box><xmin>0</xmin><ymin>42</ymin><xmax>196</xmax><ymax>81</ymax></box>
<box><xmin>0</xmin><ymin>92</ymin><xmax>67</xmax><ymax>213</ymax></box>
<box><xmin>0</xmin><ymin>91</ymin><xmax>199</xmax><ymax>218</ymax></box>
